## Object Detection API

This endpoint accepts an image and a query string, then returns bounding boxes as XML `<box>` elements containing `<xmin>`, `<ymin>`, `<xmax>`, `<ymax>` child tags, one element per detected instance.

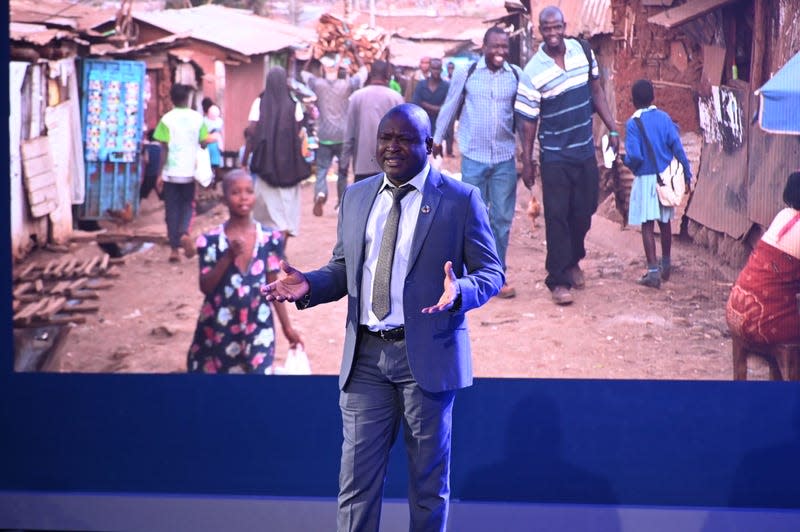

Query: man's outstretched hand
<box><xmin>421</xmin><ymin>261</ymin><xmax>460</xmax><ymax>314</ymax></box>
<box><xmin>261</xmin><ymin>260</ymin><xmax>310</xmax><ymax>303</ymax></box>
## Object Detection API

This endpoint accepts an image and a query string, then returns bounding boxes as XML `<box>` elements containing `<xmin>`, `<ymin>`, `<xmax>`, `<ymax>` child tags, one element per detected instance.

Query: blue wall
<box><xmin>1</xmin><ymin>371</ymin><xmax>799</xmax><ymax>509</ymax></box>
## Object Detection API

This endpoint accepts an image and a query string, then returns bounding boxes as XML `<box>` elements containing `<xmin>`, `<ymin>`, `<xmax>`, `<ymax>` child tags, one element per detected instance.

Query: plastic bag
<box><xmin>194</xmin><ymin>146</ymin><xmax>214</xmax><ymax>188</ymax></box>
<box><xmin>276</xmin><ymin>344</ymin><xmax>311</xmax><ymax>375</ymax></box>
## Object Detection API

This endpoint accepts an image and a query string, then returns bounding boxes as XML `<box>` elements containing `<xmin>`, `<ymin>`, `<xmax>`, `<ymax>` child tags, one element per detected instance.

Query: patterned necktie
<box><xmin>372</xmin><ymin>185</ymin><xmax>414</xmax><ymax>320</ymax></box>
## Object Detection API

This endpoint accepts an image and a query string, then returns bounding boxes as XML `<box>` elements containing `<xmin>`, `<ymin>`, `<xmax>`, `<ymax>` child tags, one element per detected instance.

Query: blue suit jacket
<box><xmin>302</xmin><ymin>168</ymin><xmax>504</xmax><ymax>393</ymax></box>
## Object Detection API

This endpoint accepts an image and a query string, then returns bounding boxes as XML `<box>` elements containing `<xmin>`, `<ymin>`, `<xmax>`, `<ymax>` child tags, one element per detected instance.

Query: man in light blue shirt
<box><xmin>433</xmin><ymin>26</ymin><xmax>537</xmax><ymax>299</ymax></box>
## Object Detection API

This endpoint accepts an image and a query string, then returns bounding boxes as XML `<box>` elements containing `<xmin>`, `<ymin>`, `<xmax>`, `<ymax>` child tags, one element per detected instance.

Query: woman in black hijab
<box><xmin>244</xmin><ymin>65</ymin><xmax>311</xmax><ymax>247</ymax></box>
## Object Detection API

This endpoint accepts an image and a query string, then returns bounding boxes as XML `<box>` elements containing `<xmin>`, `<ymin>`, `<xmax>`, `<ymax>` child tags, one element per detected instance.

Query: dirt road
<box><xmin>30</xmin><ymin>156</ymin><xmax>750</xmax><ymax>380</ymax></box>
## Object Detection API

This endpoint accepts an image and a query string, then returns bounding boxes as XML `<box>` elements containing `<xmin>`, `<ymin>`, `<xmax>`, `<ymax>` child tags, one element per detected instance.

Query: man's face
<box><xmin>376</xmin><ymin>110</ymin><xmax>431</xmax><ymax>184</ymax></box>
<box><xmin>447</xmin><ymin>63</ymin><xmax>455</xmax><ymax>77</ymax></box>
<box><xmin>419</xmin><ymin>57</ymin><xmax>431</xmax><ymax>74</ymax></box>
<box><xmin>484</xmin><ymin>32</ymin><xmax>510</xmax><ymax>70</ymax></box>
<box><xmin>323</xmin><ymin>65</ymin><xmax>338</xmax><ymax>81</ymax></box>
<box><xmin>539</xmin><ymin>14</ymin><xmax>566</xmax><ymax>51</ymax></box>
<box><xmin>429</xmin><ymin>61</ymin><xmax>443</xmax><ymax>81</ymax></box>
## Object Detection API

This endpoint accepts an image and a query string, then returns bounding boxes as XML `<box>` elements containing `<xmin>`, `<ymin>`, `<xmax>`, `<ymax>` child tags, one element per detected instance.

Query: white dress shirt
<box><xmin>360</xmin><ymin>163</ymin><xmax>430</xmax><ymax>329</ymax></box>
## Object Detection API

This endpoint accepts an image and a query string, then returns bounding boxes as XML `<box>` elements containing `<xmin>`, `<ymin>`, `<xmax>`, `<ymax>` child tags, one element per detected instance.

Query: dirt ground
<box><xmin>16</xmin><ymin>154</ymin><xmax>760</xmax><ymax>380</ymax></box>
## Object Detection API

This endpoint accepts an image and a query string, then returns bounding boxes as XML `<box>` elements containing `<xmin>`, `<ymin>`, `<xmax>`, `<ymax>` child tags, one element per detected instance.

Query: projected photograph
<box><xmin>10</xmin><ymin>1</ymin><xmax>799</xmax><ymax>381</ymax></box>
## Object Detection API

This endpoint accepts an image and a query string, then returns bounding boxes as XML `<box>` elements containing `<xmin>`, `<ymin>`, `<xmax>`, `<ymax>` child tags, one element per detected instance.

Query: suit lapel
<box><xmin>407</xmin><ymin>168</ymin><xmax>443</xmax><ymax>274</ymax></box>
<box><xmin>350</xmin><ymin>176</ymin><xmax>384</xmax><ymax>282</ymax></box>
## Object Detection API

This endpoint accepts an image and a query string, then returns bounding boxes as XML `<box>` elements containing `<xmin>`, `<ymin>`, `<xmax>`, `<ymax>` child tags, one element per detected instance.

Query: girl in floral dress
<box><xmin>187</xmin><ymin>169</ymin><xmax>303</xmax><ymax>373</ymax></box>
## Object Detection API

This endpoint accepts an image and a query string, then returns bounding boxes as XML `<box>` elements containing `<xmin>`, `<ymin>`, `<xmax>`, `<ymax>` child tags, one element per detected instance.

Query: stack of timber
<box><xmin>313</xmin><ymin>13</ymin><xmax>389</xmax><ymax>73</ymax></box>
<box><xmin>12</xmin><ymin>253</ymin><xmax>122</xmax><ymax>327</ymax></box>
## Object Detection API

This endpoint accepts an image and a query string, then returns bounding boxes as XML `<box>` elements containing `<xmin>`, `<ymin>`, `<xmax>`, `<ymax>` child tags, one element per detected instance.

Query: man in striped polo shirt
<box><xmin>520</xmin><ymin>6</ymin><xmax>619</xmax><ymax>305</ymax></box>
<box><xmin>433</xmin><ymin>26</ymin><xmax>537</xmax><ymax>300</ymax></box>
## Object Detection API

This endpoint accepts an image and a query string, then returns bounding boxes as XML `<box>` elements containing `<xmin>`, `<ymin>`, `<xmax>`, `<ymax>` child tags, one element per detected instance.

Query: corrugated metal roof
<box><xmin>131</xmin><ymin>5</ymin><xmax>316</xmax><ymax>57</ymax></box>
<box><xmin>10</xmin><ymin>0</ymin><xmax>117</xmax><ymax>31</ymax></box>
<box><xmin>346</xmin><ymin>13</ymin><xmax>491</xmax><ymax>45</ymax></box>
<box><xmin>10</xmin><ymin>21</ymin><xmax>87</xmax><ymax>46</ymax></box>
<box><xmin>526</xmin><ymin>0</ymin><xmax>613</xmax><ymax>37</ymax></box>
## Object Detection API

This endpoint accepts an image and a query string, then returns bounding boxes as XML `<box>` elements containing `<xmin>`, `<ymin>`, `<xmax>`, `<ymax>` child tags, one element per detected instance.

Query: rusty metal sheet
<box><xmin>647</xmin><ymin>0</ymin><xmax>738</xmax><ymax>29</ymax></box>
<box><xmin>10</xmin><ymin>0</ymin><xmax>116</xmax><ymax>31</ymax></box>
<box><xmin>686</xmin><ymin>85</ymin><xmax>752</xmax><ymax>239</ymax></box>
<box><xmin>747</xmin><ymin>127</ymin><xmax>800</xmax><ymax>228</ymax></box>
<box><xmin>526</xmin><ymin>0</ymin><xmax>614</xmax><ymax>37</ymax></box>
<box><xmin>132</xmin><ymin>5</ymin><xmax>316</xmax><ymax>57</ymax></box>
<box><xmin>10</xmin><ymin>22</ymin><xmax>87</xmax><ymax>47</ymax></box>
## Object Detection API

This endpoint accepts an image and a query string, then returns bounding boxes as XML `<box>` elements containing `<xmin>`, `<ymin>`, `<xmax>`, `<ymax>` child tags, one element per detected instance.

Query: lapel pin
<box><xmin>421</xmin><ymin>205</ymin><xmax>431</xmax><ymax>214</ymax></box>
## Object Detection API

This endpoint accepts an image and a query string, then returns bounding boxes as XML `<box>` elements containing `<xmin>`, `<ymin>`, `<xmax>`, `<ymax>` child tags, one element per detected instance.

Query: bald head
<box><xmin>379</xmin><ymin>103</ymin><xmax>431</xmax><ymax>138</ymax></box>
<box><xmin>539</xmin><ymin>6</ymin><xmax>564</xmax><ymax>24</ymax></box>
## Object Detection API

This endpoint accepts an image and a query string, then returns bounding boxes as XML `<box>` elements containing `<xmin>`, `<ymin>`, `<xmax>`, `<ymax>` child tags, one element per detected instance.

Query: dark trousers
<box><xmin>314</xmin><ymin>142</ymin><xmax>349</xmax><ymax>204</ymax></box>
<box><xmin>337</xmin><ymin>333</ymin><xmax>454</xmax><ymax>532</ymax></box>
<box><xmin>162</xmin><ymin>181</ymin><xmax>196</xmax><ymax>249</ymax></box>
<box><xmin>541</xmin><ymin>157</ymin><xmax>599</xmax><ymax>290</ymax></box>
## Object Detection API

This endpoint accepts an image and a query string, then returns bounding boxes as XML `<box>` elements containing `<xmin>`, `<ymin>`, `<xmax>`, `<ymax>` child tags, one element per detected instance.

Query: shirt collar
<box><xmin>632</xmin><ymin>105</ymin><xmax>658</xmax><ymax>119</ymax></box>
<box><xmin>381</xmin><ymin>162</ymin><xmax>430</xmax><ymax>192</ymax></box>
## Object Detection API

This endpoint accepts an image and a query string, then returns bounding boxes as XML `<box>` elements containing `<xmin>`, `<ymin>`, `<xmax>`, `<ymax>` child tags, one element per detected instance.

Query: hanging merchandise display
<box><xmin>80</xmin><ymin>59</ymin><xmax>146</xmax><ymax>220</ymax></box>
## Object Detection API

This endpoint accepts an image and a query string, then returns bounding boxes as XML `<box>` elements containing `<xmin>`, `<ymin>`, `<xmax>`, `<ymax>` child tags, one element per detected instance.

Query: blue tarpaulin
<box><xmin>756</xmin><ymin>51</ymin><xmax>800</xmax><ymax>135</ymax></box>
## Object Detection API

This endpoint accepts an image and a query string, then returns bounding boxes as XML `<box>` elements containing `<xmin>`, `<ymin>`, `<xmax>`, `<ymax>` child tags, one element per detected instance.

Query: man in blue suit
<box><xmin>263</xmin><ymin>103</ymin><xmax>504</xmax><ymax>531</ymax></box>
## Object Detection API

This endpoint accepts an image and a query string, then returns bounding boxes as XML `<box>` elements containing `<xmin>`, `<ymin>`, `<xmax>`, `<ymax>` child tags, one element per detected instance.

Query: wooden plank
<box><xmin>67</xmin><ymin>278</ymin><xmax>88</xmax><ymax>293</ymax></box>
<box><xmin>13</xmin><ymin>299</ymin><xmax>50</xmax><ymax>324</ymax></box>
<box><xmin>21</xmin><ymin>136</ymin><xmax>59</xmax><ymax>218</ymax></box>
<box><xmin>14</xmin><ymin>263</ymin><xmax>39</xmax><ymax>282</ymax></box>
<box><xmin>13</xmin><ymin>282</ymin><xmax>34</xmax><ymax>298</ymax></box>
<box><xmin>31</xmin><ymin>200</ymin><xmax>59</xmax><ymax>218</ymax></box>
<box><xmin>42</xmin><ymin>259</ymin><xmax>60</xmax><ymax>278</ymax></box>
<box><xmin>20</xmin><ymin>136</ymin><xmax>50</xmax><ymax>158</ymax></box>
<box><xmin>81</xmin><ymin>256</ymin><xmax>100</xmax><ymax>276</ymax></box>
<box><xmin>21</xmin><ymin>155</ymin><xmax>54</xmax><ymax>181</ymax></box>
<box><xmin>648</xmin><ymin>0</ymin><xmax>737</xmax><ymax>29</ymax></box>
<box><xmin>70</xmin><ymin>289</ymin><xmax>100</xmax><ymax>300</ymax></box>
<box><xmin>29</xmin><ymin>186</ymin><xmax>58</xmax><ymax>206</ymax></box>
<box><xmin>750</xmin><ymin>0</ymin><xmax>766</xmax><ymax>89</ymax></box>
<box><xmin>49</xmin><ymin>280</ymin><xmax>73</xmax><ymax>295</ymax></box>
<box><xmin>702</xmin><ymin>44</ymin><xmax>727</xmax><ymax>87</ymax></box>
<box><xmin>35</xmin><ymin>297</ymin><xmax>67</xmax><ymax>320</ymax></box>
<box><xmin>34</xmin><ymin>279</ymin><xmax>44</xmax><ymax>293</ymax></box>
<box><xmin>99</xmin><ymin>254</ymin><xmax>111</xmax><ymax>273</ymax></box>
<box><xmin>50</xmin><ymin>257</ymin><xmax>73</xmax><ymax>278</ymax></box>
<box><xmin>60</xmin><ymin>257</ymin><xmax>80</xmax><ymax>277</ymax></box>
<box><xmin>15</xmin><ymin>294</ymin><xmax>41</xmax><ymax>303</ymax></box>
<box><xmin>63</xmin><ymin>300</ymin><xmax>100</xmax><ymax>313</ymax></box>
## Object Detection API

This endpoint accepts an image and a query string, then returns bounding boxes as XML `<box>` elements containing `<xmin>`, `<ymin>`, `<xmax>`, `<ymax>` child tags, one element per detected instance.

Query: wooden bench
<box><xmin>732</xmin><ymin>335</ymin><xmax>800</xmax><ymax>381</ymax></box>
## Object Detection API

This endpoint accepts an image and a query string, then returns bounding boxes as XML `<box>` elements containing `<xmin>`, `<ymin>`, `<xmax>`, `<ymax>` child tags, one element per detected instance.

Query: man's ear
<box><xmin>425</xmin><ymin>136</ymin><xmax>433</xmax><ymax>154</ymax></box>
